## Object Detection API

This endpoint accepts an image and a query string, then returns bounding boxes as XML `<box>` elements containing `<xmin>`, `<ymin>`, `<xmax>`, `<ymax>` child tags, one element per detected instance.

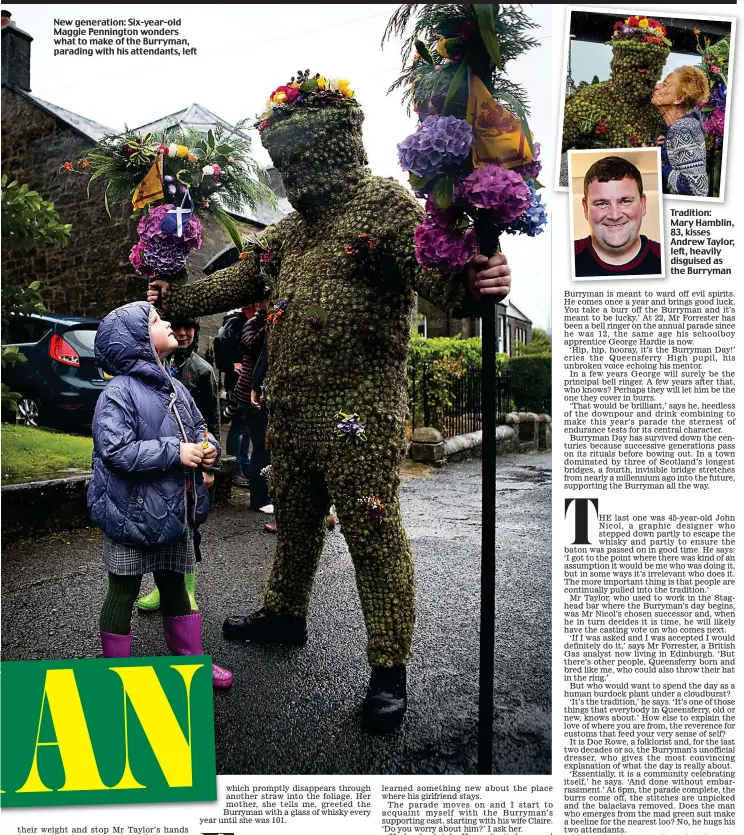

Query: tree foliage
<box><xmin>1</xmin><ymin>175</ymin><xmax>71</xmax><ymax>253</ymax></box>
<box><xmin>1</xmin><ymin>175</ymin><xmax>66</xmax><ymax>412</ymax></box>
<box><xmin>515</xmin><ymin>326</ymin><xmax>551</xmax><ymax>356</ymax></box>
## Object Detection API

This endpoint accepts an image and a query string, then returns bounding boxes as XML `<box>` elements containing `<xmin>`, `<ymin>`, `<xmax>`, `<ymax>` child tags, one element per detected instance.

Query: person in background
<box><xmin>89</xmin><ymin>301</ymin><xmax>231</xmax><ymax>688</ymax></box>
<box><xmin>214</xmin><ymin>305</ymin><xmax>254</xmax><ymax>487</ymax></box>
<box><xmin>138</xmin><ymin>315</ymin><xmax>219</xmax><ymax>613</ymax></box>
<box><xmin>236</xmin><ymin>304</ymin><xmax>272</xmax><ymax>512</ymax></box>
<box><xmin>652</xmin><ymin>66</ymin><xmax>711</xmax><ymax>197</ymax></box>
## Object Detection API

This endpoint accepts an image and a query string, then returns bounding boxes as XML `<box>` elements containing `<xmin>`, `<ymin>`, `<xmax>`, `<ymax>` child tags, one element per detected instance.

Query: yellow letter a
<box><xmin>17</xmin><ymin>669</ymin><xmax>109</xmax><ymax>793</ymax></box>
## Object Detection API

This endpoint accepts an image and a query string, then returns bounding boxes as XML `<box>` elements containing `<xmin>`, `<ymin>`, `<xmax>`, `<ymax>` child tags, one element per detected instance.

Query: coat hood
<box><xmin>95</xmin><ymin>301</ymin><xmax>172</xmax><ymax>389</ymax></box>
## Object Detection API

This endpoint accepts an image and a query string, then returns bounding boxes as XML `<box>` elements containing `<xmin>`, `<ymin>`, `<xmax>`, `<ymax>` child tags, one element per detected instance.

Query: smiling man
<box><xmin>574</xmin><ymin>156</ymin><xmax>662</xmax><ymax>278</ymax></box>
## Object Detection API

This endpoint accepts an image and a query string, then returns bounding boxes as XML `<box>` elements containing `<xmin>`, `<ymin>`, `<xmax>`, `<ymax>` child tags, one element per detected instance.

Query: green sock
<box><xmin>100</xmin><ymin>573</ymin><xmax>142</xmax><ymax>634</ymax></box>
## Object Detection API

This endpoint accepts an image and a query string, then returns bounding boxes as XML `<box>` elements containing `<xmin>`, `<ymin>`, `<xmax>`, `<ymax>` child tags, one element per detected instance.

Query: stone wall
<box><xmin>1</xmin><ymin>87</ymin><xmax>261</xmax><ymax>343</ymax></box>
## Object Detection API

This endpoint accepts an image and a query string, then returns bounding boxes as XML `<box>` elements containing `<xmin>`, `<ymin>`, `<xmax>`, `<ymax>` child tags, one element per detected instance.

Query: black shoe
<box><xmin>362</xmin><ymin>666</ymin><xmax>407</xmax><ymax>734</ymax></box>
<box><xmin>232</xmin><ymin>475</ymin><xmax>250</xmax><ymax>488</ymax></box>
<box><xmin>222</xmin><ymin>608</ymin><xmax>307</xmax><ymax>645</ymax></box>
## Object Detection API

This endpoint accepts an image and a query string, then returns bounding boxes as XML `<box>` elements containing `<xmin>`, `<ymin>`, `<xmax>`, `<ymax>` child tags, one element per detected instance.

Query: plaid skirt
<box><xmin>102</xmin><ymin>520</ymin><xmax>195</xmax><ymax>576</ymax></box>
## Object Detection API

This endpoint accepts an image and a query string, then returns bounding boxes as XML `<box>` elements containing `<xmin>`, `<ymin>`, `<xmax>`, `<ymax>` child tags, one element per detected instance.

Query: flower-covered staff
<box><xmin>72</xmin><ymin>123</ymin><xmax>275</xmax><ymax>282</ymax></box>
<box><xmin>384</xmin><ymin>2</ymin><xmax>547</xmax><ymax>774</ymax></box>
<box><xmin>147</xmin><ymin>65</ymin><xmax>511</xmax><ymax>735</ymax></box>
<box><xmin>562</xmin><ymin>14</ymin><xmax>670</xmax><ymax>152</ymax></box>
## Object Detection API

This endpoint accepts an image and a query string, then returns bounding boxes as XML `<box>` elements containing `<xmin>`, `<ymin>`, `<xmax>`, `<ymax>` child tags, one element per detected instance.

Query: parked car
<box><xmin>1</xmin><ymin>312</ymin><xmax>109</xmax><ymax>427</ymax></box>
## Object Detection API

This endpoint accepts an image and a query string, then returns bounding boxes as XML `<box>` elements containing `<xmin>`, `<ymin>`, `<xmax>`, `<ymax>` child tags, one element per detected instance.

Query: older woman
<box><xmin>652</xmin><ymin>66</ymin><xmax>710</xmax><ymax>196</ymax></box>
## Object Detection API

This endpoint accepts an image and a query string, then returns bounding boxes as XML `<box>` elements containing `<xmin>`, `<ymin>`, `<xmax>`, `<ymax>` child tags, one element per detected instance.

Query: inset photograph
<box><xmin>569</xmin><ymin>149</ymin><xmax>665</xmax><ymax>281</ymax></box>
<box><xmin>557</xmin><ymin>8</ymin><xmax>734</xmax><ymax>200</ymax></box>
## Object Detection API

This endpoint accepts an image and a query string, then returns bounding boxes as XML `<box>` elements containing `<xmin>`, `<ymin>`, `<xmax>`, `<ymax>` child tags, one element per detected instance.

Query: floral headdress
<box><xmin>612</xmin><ymin>15</ymin><xmax>671</xmax><ymax>49</ymax></box>
<box><xmin>256</xmin><ymin>70</ymin><xmax>359</xmax><ymax>133</ymax></box>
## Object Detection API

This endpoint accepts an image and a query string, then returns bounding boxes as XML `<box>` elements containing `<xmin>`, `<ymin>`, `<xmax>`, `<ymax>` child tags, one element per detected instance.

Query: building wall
<box><xmin>1</xmin><ymin>87</ymin><xmax>261</xmax><ymax>347</ymax></box>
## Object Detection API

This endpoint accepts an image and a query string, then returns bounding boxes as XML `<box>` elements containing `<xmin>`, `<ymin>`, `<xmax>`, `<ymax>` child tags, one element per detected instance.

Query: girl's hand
<box><xmin>180</xmin><ymin>442</ymin><xmax>204</xmax><ymax>468</ymax></box>
<box><xmin>203</xmin><ymin>471</ymin><xmax>215</xmax><ymax>488</ymax></box>
<box><xmin>202</xmin><ymin>443</ymin><xmax>218</xmax><ymax>467</ymax></box>
<box><xmin>656</xmin><ymin>135</ymin><xmax>666</xmax><ymax>147</ymax></box>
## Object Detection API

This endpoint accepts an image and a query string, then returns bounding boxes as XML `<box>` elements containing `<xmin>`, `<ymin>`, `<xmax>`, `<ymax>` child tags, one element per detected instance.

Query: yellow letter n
<box><xmin>107</xmin><ymin>664</ymin><xmax>202</xmax><ymax>790</ymax></box>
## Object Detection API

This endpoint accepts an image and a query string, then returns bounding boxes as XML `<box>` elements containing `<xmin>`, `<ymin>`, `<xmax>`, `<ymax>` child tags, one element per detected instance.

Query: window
<box><xmin>417</xmin><ymin>315</ymin><xmax>428</xmax><ymax>338</ymax></box>
<box><xmin>2</xmin><ymin>317</ymin><xmax>51</xmax><ymax>346</ymax></box>
<box><xmin>63</xmin><ymin>327</ymin><xmax>98</xmax><ymax>358</ymax></box>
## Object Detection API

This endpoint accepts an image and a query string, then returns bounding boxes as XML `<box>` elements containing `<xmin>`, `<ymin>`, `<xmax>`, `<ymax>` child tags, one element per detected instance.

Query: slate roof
<box><xmin>505</xmin><ymin>301</ymin><xmax>532</xmax><ymax>324</ymax></box>
<box><xmin>26</xmin><ymin>94</ymin><xmax>115</xmax><ymax>142</ymax></box>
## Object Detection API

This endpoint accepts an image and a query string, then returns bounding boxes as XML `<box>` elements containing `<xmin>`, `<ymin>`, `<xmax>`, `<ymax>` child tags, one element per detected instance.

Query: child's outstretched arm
<box><xmin>94</xmin><ymin>384</ymin><xmax>183</xmax><ymax>474</ymax></box>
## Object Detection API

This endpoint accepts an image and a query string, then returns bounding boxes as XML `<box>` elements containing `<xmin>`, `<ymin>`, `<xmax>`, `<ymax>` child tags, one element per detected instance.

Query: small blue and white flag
<box><xmin>161</xmin><ymin>191</ymin><xmax>194</xmax><ymax>237</ymax></box>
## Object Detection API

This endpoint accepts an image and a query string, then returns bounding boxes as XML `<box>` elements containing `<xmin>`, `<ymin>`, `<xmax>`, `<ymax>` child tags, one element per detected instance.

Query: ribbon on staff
<box><xmin>161</xmin><ymin>190</ymin><xmax>194</xmax><ymax>237</ymax></box>
<box><xmin>132</xmin><ymin>154</ymin><xmax>164</xmax><ymax>210</ymax></box>
<box><xmin>466</xmin><ymin>75</ymin><xmax>533</xmax><ymax>169</ymax></box>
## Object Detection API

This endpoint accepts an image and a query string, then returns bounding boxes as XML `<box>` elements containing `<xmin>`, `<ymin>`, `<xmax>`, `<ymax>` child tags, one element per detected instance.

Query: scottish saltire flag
<box><xmin>161</xmin><ymin>191</ymin><xmax>194</xmax><ymax>237</ymax></box>
<box><xmin>467</xmin><ymin>75</ymin><xmax>533</xmax><ymax>169</ymax></box>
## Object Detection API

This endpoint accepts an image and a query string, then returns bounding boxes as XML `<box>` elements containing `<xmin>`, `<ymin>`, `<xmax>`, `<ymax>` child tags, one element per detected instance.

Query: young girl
<box><xmin>88</xmin><ymin>301</ymin><xmax>232</xmax><ymax>688</ymax></box>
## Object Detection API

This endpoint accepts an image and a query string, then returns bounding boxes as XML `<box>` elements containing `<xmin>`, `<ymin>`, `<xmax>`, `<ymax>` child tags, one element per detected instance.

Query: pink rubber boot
<box><xmin>162</xmin><ymin>612</ymin><xmax>233</xmax><ymax>689</ymax></box>
<box><xmin>101</xmin><ymin>631</ymin><xmax>132</xmax><ymax>658</ymax></box>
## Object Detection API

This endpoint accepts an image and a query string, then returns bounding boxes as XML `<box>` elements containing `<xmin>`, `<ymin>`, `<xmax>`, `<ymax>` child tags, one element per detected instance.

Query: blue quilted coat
<box><xmin>88</xmin><ymin>302</ymin><xmax>220</xmax><ymax>546</ymax></box>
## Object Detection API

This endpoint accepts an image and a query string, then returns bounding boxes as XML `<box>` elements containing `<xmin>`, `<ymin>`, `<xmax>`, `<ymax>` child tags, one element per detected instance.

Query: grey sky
<box><xmin>10</xmin><ymin>4</ymin><xmax>552</xmax><ymax>330</ymax></box>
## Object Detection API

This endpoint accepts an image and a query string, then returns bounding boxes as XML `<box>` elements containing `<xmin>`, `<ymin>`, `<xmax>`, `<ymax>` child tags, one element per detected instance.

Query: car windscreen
<box><xmin>62</xmin><ymin>327</ymin><xmax>98</xmax><ymax>357</ymax></box>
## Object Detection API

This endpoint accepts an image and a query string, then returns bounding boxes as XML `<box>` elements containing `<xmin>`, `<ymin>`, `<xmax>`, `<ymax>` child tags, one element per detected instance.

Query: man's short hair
<box><xmin>583</xmin><ymin>156</ymin><xmax>644</xmax><ymax>200</ymax></box>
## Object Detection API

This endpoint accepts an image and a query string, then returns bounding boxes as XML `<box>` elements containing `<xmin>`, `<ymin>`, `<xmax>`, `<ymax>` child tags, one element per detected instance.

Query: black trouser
<box><xmin>245</xmin><ymin>404</ymin><xmax>271</xmax><ymax>509</ymax></box>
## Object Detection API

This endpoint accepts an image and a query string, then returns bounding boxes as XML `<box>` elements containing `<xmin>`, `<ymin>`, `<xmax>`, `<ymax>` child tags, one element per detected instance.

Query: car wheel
<box><xmin>15</xmin><ymin>395</ymin><xmax>42</xmax><ymax>427</ymax></box>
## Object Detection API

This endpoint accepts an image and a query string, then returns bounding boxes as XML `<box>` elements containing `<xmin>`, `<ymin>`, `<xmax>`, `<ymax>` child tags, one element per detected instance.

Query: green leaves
<box><xmin>408</xmin><ymin>173</ymin><xmax>431</xmax><ymax>191</ymax></box>
<box><xmin>414</xmin><ymin>39</ymin><xmax>433</xmax><ymax>64</ymax></box>
<box><xmin>443</xmin><ymin>58</ymin><xmax>468</xmax><ymax>112</ymax></box>
<box><xmin>1</xmin><ymin>174</ymin><xmax>72</xmax><ymax>253</ymax></box>
<box><xmin>433</xmin><ymin>177</ymin><xmax>454</xmax><ymax>210</ymax></box>
<box><xmin>473</xmin><ymin>4</ymin><xmax>503</xmax><ymax>71</ymax></box>
<box><xmin>210</xmin><ymin>203</ymin><xmax>244</xmax><ymax>251</ymax></box>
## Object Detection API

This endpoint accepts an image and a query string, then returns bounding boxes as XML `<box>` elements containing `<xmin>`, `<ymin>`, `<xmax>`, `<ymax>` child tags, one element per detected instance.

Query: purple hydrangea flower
<box><xmin>455</xmin><ymin>165</ymin><xmax>531</xmax><ymax>224</ymax></box>
<box><xmin>512</xmin><ymin>142</ymin><xmax>542</xmax><ymax>181</ymax></box>
<box><xmin>414</xmin><ymin>203</ymin><xmax>477</xmax><ymax>274</ymax></box>
<box><xmin>129</xmin><ymin>205</ymin><xmax>202</xmax><ymax>277</ymax></box>
<box><xmin>504</xmin><ymin>181</ymin><xmax>548</xmax><ymax>237</ymax></box>
<box><xmin>335</xmin><ymin>413</ymin><xmax>367</xmax><ymax>439</ymax></box>
<box><xmin>704</xmin><ymin>107</ymin><xmax>725</xmax><ymax>138</ymax></box>
<box><xmin>397</xmin><ymin>115</ymin><xmax>474</xmax><ymax>178</ymax></box>
<box><xmin>710</xmin><ymin>83</ymin><xmax>726</xmax><ymax>110</ymax></box>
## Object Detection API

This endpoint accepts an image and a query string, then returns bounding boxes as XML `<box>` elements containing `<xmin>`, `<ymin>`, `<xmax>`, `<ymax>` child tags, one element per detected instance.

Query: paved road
<box><xmin>1</xmin><ymin>453</ymin><xmax>551</xmax><ymax>775</ymax></box>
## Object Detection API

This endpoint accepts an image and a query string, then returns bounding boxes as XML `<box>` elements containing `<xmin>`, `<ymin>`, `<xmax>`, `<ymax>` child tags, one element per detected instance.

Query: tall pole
<box><xmin>475</xmin><ymin>212</ymin><xmax>499</xmax><ymax>775</ymax></box>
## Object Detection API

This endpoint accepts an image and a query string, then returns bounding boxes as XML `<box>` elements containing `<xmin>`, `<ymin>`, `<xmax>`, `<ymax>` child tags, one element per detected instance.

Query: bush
<box><xmin>407</xmin><ymin>336</ymin><xmax>509</xmax><ymax>435</ymax></box>
<box><xmin>508</xmin><ymin>354</ymin><xmax>551</xmax><ymax>414</ymax></box>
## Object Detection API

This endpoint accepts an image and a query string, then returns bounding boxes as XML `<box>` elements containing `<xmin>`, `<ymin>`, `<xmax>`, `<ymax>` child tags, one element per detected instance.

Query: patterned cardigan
<box><xmin>661</xmin><ymin>112</ymin><xmax>709</xmax><ymax>197</ymax></box>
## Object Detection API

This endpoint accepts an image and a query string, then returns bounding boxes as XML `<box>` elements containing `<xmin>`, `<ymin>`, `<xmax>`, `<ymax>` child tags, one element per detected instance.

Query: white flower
<box><xmin>202</xmin><ymin>164</ymin><xmax>215</xmax><ymax>176</ymax></box>
<box><xmin>327</xmin><ymin>77</ymin><xmax>340</xmax><ymax>92</ymax></box>
<box><xmin>168</xmin><ymin>143</ymin><xmax>179</xmax><ymax>158</ymax></box>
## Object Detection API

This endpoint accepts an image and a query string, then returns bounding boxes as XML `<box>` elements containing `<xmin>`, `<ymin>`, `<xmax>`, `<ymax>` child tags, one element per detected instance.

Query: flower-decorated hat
<box><xmin>611</xmin><ymin>15</ymin><xmax>672</xmax><ymax>52</ymax></box>
<box><xmin>256</xmin><ymin>70</ymin><xmax>360</xmax><ymax>133</ymax></box>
